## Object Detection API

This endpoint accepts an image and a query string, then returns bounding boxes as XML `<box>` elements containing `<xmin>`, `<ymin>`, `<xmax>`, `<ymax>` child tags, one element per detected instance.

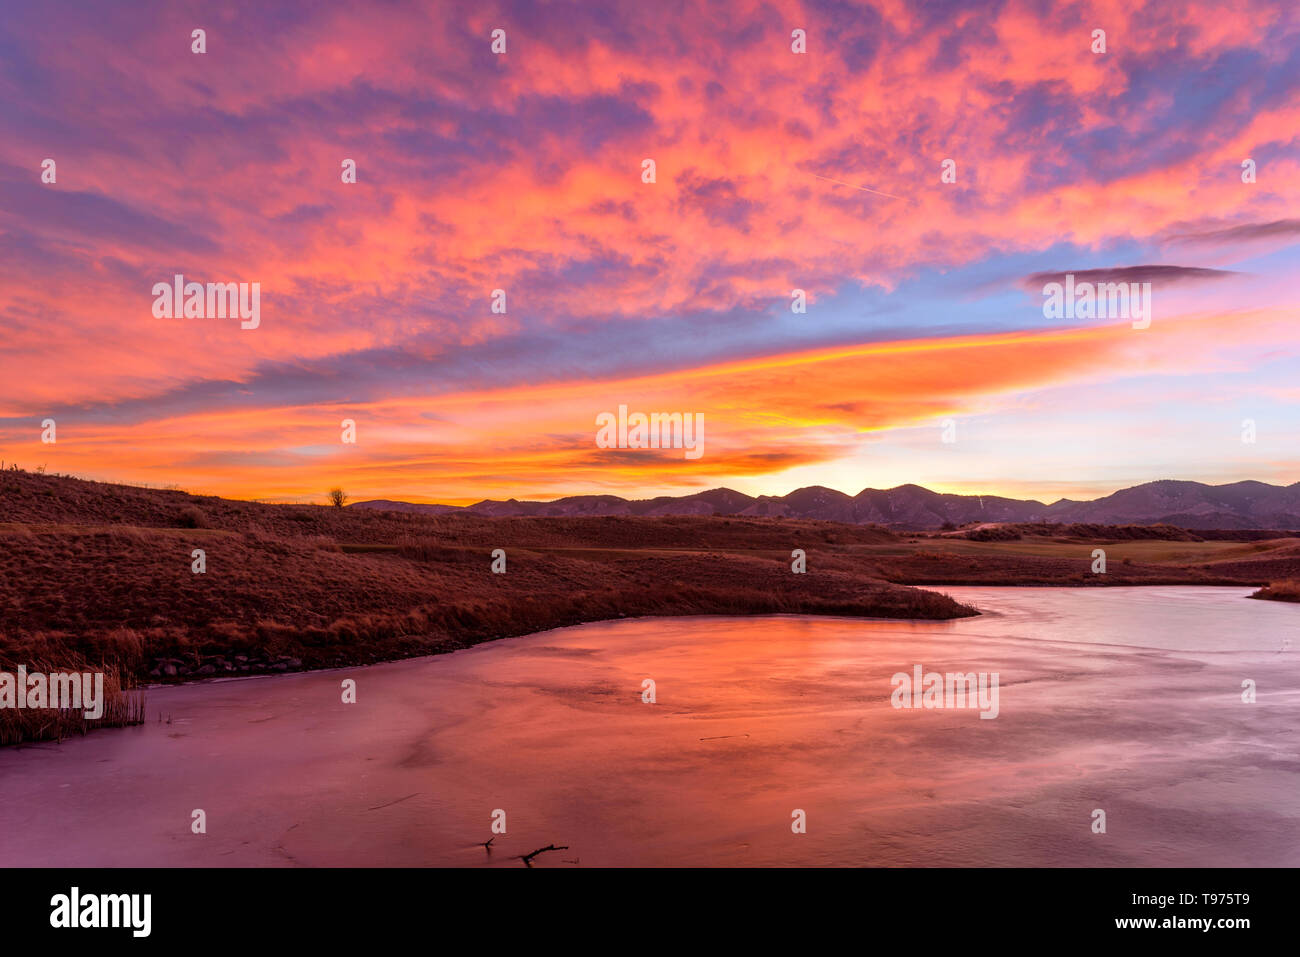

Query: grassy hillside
<box><xmin>0</xmin><ymin>469</ymin><xmax>970</xmax><ymax>696</ymax></box>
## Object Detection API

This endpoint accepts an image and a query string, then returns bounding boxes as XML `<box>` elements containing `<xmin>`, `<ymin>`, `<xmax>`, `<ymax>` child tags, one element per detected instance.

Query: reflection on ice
<box><xmin>1</xmin><ymin>587</ymin><xmax>1296</xmax><ymax>867</ymax></box>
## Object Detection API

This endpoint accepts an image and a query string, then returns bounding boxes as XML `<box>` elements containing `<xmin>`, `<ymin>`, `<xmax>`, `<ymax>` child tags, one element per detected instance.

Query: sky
<box><xmin>1</xmin><ymin>0</ymin><xmax>1297</xmax><ymax>505</ymax></box>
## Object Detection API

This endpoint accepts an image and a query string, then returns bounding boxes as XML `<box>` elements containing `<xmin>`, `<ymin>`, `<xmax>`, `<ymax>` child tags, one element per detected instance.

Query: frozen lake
<box><xmin>2</xmin><ymin>586</ymin><xmax>1297</xmax><ymax>866</ymax></box>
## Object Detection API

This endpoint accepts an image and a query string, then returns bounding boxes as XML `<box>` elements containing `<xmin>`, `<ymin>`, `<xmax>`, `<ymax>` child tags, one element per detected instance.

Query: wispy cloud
<box><xmin>1021</xmin><ymin>265</ymin><xmax>1239</xmax><ymax>290</ymax></box>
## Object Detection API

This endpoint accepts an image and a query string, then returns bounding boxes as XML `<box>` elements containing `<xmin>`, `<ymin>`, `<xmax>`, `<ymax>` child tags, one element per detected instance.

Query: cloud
<box><xmin>1164</xmin><ymin>219</ymin><xmax>1300</xmax><ymax>245</ymax></box>
<box><xmin>1</xmin><ymin>0</ymin><xmax>1298</xmax><ymax>498</ymax></box>
<box><xmin>1021</xmin><ymin>265</ymin><xmax>1238</xmax><ymax>290</ymax></box>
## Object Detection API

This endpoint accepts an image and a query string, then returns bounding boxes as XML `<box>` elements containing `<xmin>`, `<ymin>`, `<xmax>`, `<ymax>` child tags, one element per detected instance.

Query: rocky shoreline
<box><xmin>148</xmin><ymin>653</ymin><xmax>306</xmax><ymax>679</ymax></box>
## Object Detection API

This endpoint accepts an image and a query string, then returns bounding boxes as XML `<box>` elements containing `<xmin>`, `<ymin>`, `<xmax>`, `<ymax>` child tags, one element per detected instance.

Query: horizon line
<box><xmin>342</xmin><ymin>477</ymin><xmax>1298</xmax><ymax>511</ymax></box>
<box><xmin>14</xmin><ymin>466</ymin><xmax>1296</xmax><ymax>509</ymax></box>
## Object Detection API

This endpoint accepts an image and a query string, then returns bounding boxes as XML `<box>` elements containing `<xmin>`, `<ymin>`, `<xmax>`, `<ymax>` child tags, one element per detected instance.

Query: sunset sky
<box><xmin>1</xmin><ymin>0</ymin><xmax>1297</xmax><ymax>505</ymax></box>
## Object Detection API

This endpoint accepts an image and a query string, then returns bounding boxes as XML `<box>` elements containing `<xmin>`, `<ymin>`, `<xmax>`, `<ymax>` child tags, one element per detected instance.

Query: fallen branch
<box><xmin>520</xmin><ymin>844</ymin><xmax>569</xmax><ymax>867</ymax></box>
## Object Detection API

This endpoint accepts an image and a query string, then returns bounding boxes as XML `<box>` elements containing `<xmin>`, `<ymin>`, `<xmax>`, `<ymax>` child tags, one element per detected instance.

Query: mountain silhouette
<box><xmin>353</xmin><ymin>479</ymin><xmax>1300</xmax><ymax>530</ymax></box>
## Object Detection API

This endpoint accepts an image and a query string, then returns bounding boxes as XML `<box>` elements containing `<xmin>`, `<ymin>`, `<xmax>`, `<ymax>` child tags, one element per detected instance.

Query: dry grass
<box><xmin>0</xmin><ymin>654</ymin><xmax>146</xmax><ymax>746</ymax></box>
<box><xmin>1250</xmin><ymin>580</ymin><xmax>1300</xmax><ymax>603</ymax></box>
<box><xmin>0</xmin><ymin>502</ymin><xmax>979</xmax><ymax>692</ymax></box>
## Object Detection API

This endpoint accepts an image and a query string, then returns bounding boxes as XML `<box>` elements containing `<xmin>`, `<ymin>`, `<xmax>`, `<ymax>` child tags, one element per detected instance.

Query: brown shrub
<box><xmin>1251</xmin><ymin>580</ymin><xmax>1300</xmax><ymax>603</ymax></box>
<box><xmin>176</xmin><ymin>506</ymin><xmax>209</xmax><ymax>529</ymax></box>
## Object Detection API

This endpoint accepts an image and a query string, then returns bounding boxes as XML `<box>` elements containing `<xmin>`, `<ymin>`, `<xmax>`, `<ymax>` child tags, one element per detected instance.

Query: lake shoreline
<box><xmin>5</xmin><ymin>588</ymin><xmax>1295</xmax><ymax>867</ymax></box>
<box><xmin>4</xmin><ymin>584</ymin><xmax>1279</xmax><ymax>749</ymax></box>
<box><xmin>4</xmin><ymin>471</ymin><xmax>1296</xmax><ymax>742</ymax></box>
<box><xmin>135</xmin><ymin>577</ymin><xmax>1279</xmax><ymax>688</ymax></box>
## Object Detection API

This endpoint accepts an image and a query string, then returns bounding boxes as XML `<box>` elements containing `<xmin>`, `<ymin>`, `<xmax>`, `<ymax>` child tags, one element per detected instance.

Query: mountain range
<box><xmin>351</xmin><ymin>479</ymin><xmax>1300</xmax><ymax>530</ymax></box>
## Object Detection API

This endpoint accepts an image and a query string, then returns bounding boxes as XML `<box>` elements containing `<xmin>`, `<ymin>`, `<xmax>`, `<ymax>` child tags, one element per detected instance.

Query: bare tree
<box><xmin>327</xmin><ymin>488</ymin><xmax>348</xmax><ymax>509</ymax></box>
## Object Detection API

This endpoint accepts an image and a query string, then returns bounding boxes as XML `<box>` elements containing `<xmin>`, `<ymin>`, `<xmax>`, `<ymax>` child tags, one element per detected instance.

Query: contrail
<box><xmin>812</xmin><ymin>172</ymin><xmax>901</xmax><ymax>200</ymax></box>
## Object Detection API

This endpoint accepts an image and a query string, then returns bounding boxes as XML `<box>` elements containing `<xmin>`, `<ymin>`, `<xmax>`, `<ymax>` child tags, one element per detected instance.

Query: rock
<box><xmin>284</xmin><ymin>657</ymin><xmax>302</xmax><ymax>668</ymax></box>
<box><xmin>234</xmin><ymin>655</ymin><xmax>248</xmax><ymax>663</ymax></box>
<box><xmin>270</xmin><ymin>663</ymin><xmax>289</xmax><ymax>672</ymax></box>
<box><xmin>162</xmin><ymin>664</ymin><xmax>177</xmax><ymax>677</ymax></box>
<box><xmin>196</xmin><ymin>664</ymin><xmax>216</xmax><ymax>675</ymax></box>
